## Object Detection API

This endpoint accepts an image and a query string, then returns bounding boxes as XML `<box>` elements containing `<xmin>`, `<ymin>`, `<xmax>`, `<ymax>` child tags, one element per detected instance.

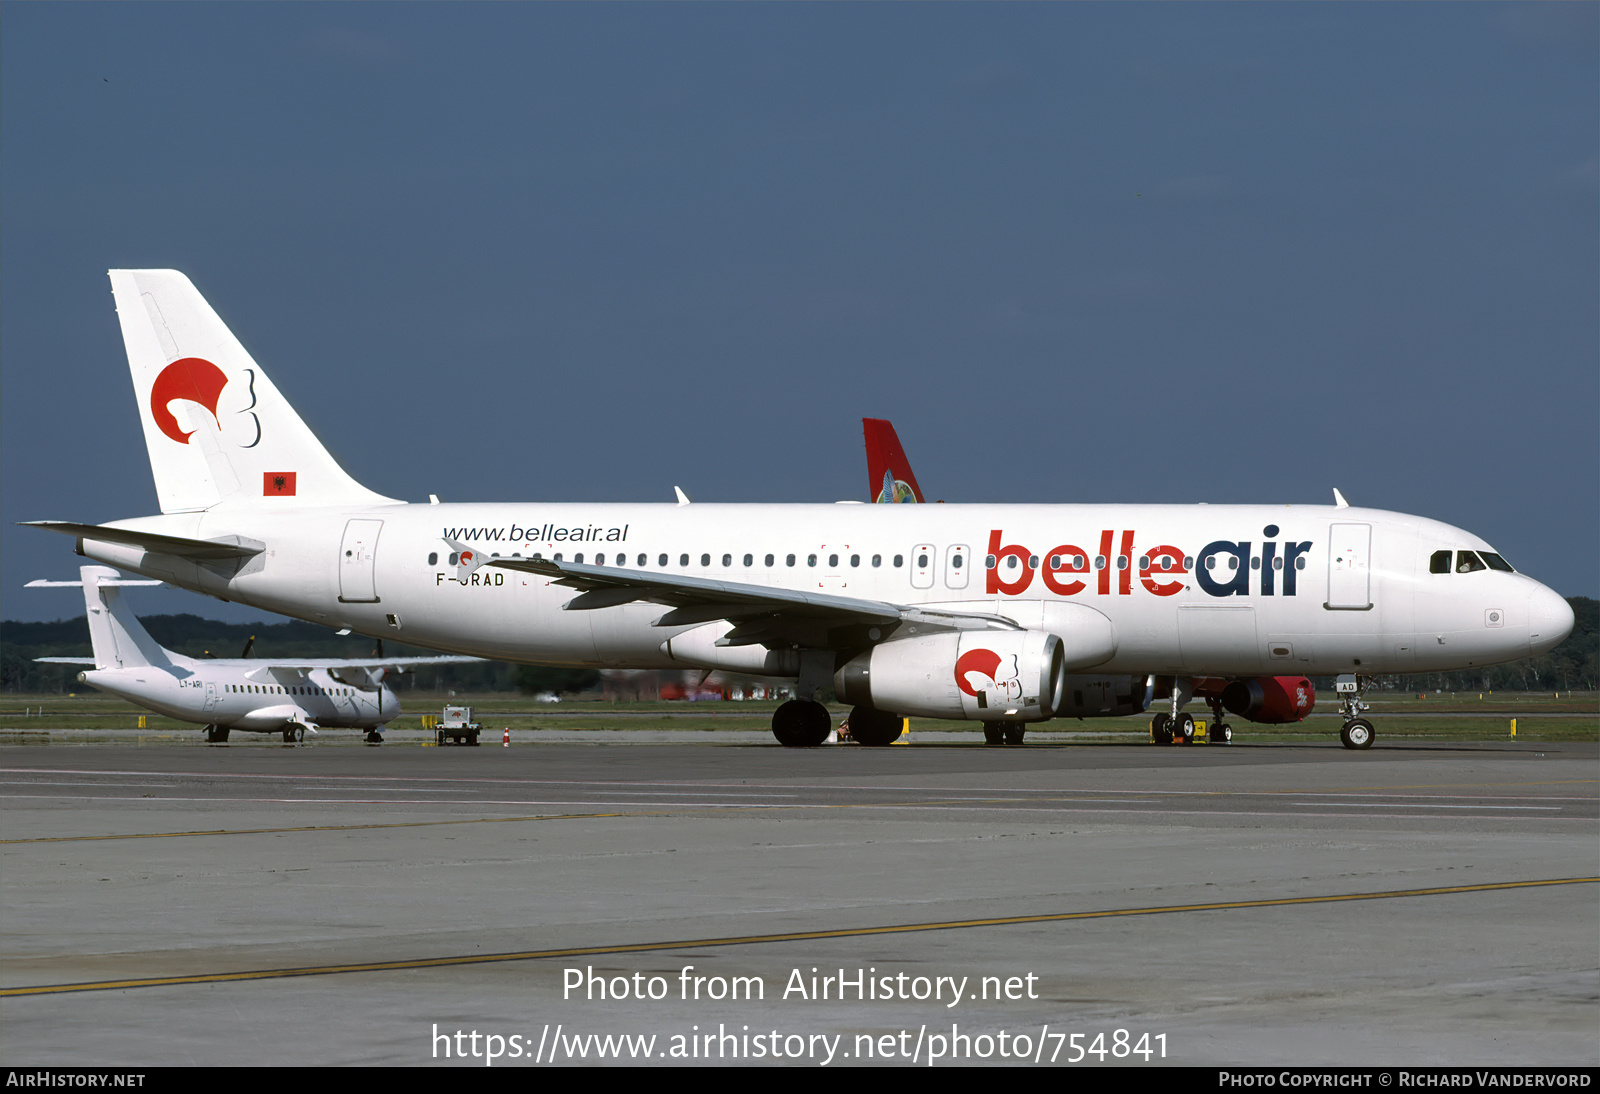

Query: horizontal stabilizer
<box><xmin>22</xmin><ymin>522</ymin><xmax>263</xmax><ymax>560</ymax></box>
<box><xmin>26</xmin><ymin>578</ymin><xmax>164</xmax><ymax>588</ymax></box>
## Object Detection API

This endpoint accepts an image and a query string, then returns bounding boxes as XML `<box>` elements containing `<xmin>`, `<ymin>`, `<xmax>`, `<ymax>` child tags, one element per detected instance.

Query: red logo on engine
<box><xmin>954</xmin><ymin>648</ymin><xmax>1002</xmax><ymax>697</ymax></box>
<box><xmin>150</xmin><ymin>358</ymin><xmax>229</xmax><ymax>444</ymax></box>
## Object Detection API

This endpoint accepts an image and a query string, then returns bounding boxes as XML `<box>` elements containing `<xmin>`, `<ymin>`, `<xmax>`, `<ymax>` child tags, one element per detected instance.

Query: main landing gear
<box><xmin>848</xmin><ymin>706</ymin><xmax>902</xmax><ymax>747</ymax></box>
<box><xmin>772</xmin><ymin>699</ymin><xmax>831</xmax><ymax>747</ymax></box>
<box><xmin>364</xmin><ymin>729</ymin><xmax>385</xmax><ymax>745</ymax></box>
<box><xmin>983</xmin><ymin>723</ymin><xmax>1026</xmax><ymax>746</ymax></box>
<box><xmin>1150</xmin><ymin>712</ymin><xmax>1197</xmax><ymax>745</ymax></box>
<box><xmin>1336</xmin><ymin>675</ymin><xmax>1375</xmax><ymax>750</ymax></box>
<box><xmin>281</xmin><ymin>724</ymin><xmax>305</xmax><ymax>744</ymax></box>
<box><xmin>1201</xmin><ymin>696</ymin><xmax>1233</xmax><ymax>746</ymax></box>
<box><xmin>772</xmin><ymin>650</ymin><xmax>836</xmax><ymax>747</ymax></box>
<box><xmin>204</xmin><ymin>725</ymin><xmax>230</xmax><ymax>743</ymax></box>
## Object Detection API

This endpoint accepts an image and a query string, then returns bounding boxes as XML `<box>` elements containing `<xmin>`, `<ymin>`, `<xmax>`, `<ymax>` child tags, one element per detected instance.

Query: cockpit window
<box><xmin>1455</xmin><ymin>551</ymin><xmax>1486</xmax><ymax>574</ymax></box>
<box><xmin>1429</xmin><ymin>550</ymin><xmax>1451</xmax><ymax>574</ymax></box>
<box><xmin>1480</xmin><ymin>552</ymin><xmax>1514</xmax><ymax>573</ymax></box>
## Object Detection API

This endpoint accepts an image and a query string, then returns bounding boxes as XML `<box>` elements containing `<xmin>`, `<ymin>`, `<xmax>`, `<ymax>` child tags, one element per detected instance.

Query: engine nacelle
<box><xmin>835</xmin><ymin>630</ymin><xmax>1067</xmax><ymax>722</ymax></box>
<box><xmin>1221</xmin><ymin>676</ymin><xmax>1315</xmax><ymax>724</ymax></box>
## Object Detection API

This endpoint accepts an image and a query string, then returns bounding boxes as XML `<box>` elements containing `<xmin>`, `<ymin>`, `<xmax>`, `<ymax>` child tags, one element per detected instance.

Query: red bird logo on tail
<box><xmin>149</xmin><ymin>358</ymin><xmax>228</xmax><ymax>444</ymax></box>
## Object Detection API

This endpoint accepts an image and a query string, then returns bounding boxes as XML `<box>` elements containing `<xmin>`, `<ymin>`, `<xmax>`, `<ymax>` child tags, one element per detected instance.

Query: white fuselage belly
<box><xmin>82</xmin><ymin>501</ymin><xmax>1558</xmax><ymax>680</ymax></box>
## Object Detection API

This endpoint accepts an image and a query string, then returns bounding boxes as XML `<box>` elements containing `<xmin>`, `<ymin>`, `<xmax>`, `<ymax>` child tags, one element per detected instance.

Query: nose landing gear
<box><xmin>1336</xmin><ymin>675</ymin><xmax>1375</xmax><ymax>750</ymax></box>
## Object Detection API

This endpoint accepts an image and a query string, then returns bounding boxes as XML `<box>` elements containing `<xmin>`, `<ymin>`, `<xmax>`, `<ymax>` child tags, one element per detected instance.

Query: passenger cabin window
<box><xmin>765</xmin><ymin>554</ymin><xmax>775</xmax><ymax>567</ymax></box>
<box><xmin>893</xmin><ymin>555</ymin><xmax>903</xmax><ymax>567</ymax></box>
<box><xmin>428</xmin><ymin>552</ymin><xmax>438</xmax><ymax>566</ymax></box>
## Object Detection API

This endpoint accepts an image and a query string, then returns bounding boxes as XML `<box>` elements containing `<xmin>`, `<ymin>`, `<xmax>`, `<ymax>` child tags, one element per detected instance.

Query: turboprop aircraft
<box><xmin>25</xmin><ymin>270</ymin><xmax>1574</xmax><ymax>749</ymax></box>
<box><xmin>30</xmin><ymin>565</ymin><xmax>480</xmax><ymax>743</ymax></box>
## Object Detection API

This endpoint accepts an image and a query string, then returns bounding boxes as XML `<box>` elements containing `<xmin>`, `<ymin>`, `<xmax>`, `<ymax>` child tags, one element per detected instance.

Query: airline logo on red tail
<box><xmin>150</xmin><ymin>358</ymin><xmax>228</xmax><ymax>444</ymax></box>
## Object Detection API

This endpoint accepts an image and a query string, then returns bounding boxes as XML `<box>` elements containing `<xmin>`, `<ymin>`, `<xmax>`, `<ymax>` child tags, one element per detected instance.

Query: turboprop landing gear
<box><xmin>204</xmin><ymin>725</ymin><xmax>230</xmax><ymax>743</ymax></box>
<box><xmin>772</xmin><ymin>700</ymin><xmax>831</xmax><ymax>747</ymax></box>
<box><xmin>364</xmin><ymin>729</ymin><xmax>384</xmax><ymax>745</ymax></box>
<box><xmin>848</xmin><ymin>706</ymin><xmax>901</xmax><ymax>747</ymax></box>
<box><xmin>1003</xmin><ymin>724</ymin><xmax>1026</xmax><ymax>746</ymax></box>
<box><xmin>281</xmin><ymin>724</ymin><xmax>305</xmax><ymax>744</ymax></box>
<box><xmin>1335</xmin><ymin>674</ymin><xmax>1375</xmax><ymax>750</ymax></box>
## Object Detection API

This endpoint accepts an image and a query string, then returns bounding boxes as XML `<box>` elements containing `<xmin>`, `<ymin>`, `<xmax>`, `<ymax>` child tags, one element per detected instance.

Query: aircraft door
<box><xmin>910</xmin><ymin>544</ymin><xmax>935</xmax><ymax>589</ymax></box>
<box><xmin>339</xmin><ymin>519</ymin><xmax>384</xmax><ymax>603</ymax></box>
<box><xmin>203</xmin><ymin>681</ymin><xmax>219</xmax><ymax>711</ymax></box>
<box><xmin>1326</xmin><ymin>523</ymin><xmax>1372</xmax><ymax>610</ymax></box>
<box><xmin>945</xmin><ymin>544</ymin><xmax>970</xmax><ymax>589</ymax></box>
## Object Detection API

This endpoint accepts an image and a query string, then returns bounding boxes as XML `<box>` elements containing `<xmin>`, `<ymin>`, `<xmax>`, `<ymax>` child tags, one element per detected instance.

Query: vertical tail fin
<box><xmin>77</xmin><ymin>566</ymin><xmax>171</xmax><ymax>670</ymax></box>
<box><xmin>863</xmin><ymin>418</ymin><xmax>925</xmax><ymax>503</ymax></box>
<box><xmin>108</xmin><ymin>269</ymin><xmax>397</xmax><ymax>513</ymax></box>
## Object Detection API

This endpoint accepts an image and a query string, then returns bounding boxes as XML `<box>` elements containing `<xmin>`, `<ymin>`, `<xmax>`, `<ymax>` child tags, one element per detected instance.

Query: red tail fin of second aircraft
<box><xmin>863</xmin><ymin>418</ymin><xmax>925</xmax><ymax>503</ymax></box>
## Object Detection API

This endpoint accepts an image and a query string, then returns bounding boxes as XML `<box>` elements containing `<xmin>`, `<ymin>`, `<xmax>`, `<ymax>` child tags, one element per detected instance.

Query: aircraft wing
<box><xmin>486</xmin><ymin>556</ymin><xmax>1020</xmax><ymax>647</ymax></box>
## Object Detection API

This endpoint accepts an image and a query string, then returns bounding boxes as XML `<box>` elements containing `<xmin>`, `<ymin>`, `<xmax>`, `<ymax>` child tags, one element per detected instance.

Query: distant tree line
<box><xmin>4</xmin><ymin>598</ymin><xmax>1593</xmax><ymax>697</ymax></box>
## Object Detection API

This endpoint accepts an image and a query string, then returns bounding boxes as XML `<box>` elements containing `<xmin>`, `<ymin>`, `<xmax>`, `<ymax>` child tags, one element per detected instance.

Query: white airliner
<box><xmin>31</xmin><ymin>565</ymin><xmax>479</xmax><ymax>743</ymax></box>
<box><xmin>25</xmin><ymin>270</ymin><xmax>1574</xmax><ymax>749</ymax></box>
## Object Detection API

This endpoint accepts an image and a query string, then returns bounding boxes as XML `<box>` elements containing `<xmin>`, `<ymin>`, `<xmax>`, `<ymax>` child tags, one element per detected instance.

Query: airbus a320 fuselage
<box><xmin>27</xmin><ymin>270</ymin><xmax>1574</xmax><ymax>749</ymax></box>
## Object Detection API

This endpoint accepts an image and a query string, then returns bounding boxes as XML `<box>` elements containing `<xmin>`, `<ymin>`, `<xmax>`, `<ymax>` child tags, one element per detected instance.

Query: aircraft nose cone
<box><xmin>1526</xmin><ymin>584</ymin><xmax>1574</xmax><ymax>657</ymax></box>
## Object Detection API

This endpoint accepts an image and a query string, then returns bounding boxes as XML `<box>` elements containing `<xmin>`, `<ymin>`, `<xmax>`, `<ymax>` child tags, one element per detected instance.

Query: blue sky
<box><xmin>2</xmin><ymin>3</ymin><xmax>1595</xmax><ymax>622</ymax></box>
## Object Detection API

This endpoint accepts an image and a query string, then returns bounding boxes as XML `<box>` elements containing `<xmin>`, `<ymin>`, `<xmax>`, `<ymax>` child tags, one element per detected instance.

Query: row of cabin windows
<box><xmin>431</xmin><ymin>551</ymin><xmax>908</xmax><ymax>569</ymax></box>
<box><xmin>227</xmin><ymin>684</ymin><xmax>353</xmax><ymax>696</ymax></box>
<box><xmin>1429</xmin><ymin>549</ymin><xmax>1514</xmax><ymax>575</ymax></box>
<box><xmin>426</xmin><ymin>550</ymin><xmax>1305</xmax><ymax>574</ymax></box>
